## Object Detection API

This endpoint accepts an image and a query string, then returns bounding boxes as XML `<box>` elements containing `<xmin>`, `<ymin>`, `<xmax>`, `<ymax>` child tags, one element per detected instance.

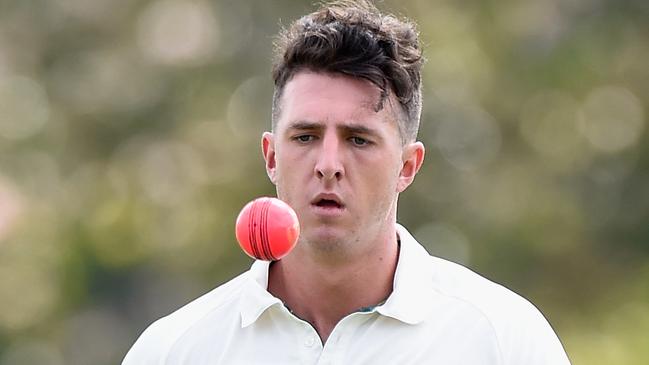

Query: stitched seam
<box><xmin>160</xmin><ymin>275</ymin><xmax>248</xmax><ymax>363</ymax></box>
<box><xmin>429</xmin><ymin>286</ymin><xmax>507</xmax><ymax>365</ymax></box>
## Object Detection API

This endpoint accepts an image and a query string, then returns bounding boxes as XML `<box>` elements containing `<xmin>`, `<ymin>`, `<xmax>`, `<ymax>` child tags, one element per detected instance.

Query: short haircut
<box><xmin>271</xmin><ymin>0</ymin><xmax>424</xmax><ymax>143</ymax></box>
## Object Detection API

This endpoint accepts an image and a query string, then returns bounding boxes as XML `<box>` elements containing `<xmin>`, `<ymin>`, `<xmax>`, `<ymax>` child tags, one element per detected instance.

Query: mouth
<box><xmin>310</xmin><ymin>194</ymin><xmax>345</xmax><ymax>214</ymax></box>
<box><xmin>315</xmin><ymin>199</ymin><xmax>343</xmax><ymax>209</ymax></box>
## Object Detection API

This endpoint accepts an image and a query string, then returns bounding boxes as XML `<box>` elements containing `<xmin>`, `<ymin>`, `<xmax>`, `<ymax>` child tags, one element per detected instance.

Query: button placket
<box><xmin>296</xmin><ymin>320</ymin><xmax>322</xmax><ymax>365</ymax></box>
<box><xmin>304</xmin><ymin>335</ymin><xmax>316</xmax><ymax>347</ymax></box>
<box><xmin>320</xmin><ymin>311</ymin><xmax>374</xmax><ymax>364</ymax></box>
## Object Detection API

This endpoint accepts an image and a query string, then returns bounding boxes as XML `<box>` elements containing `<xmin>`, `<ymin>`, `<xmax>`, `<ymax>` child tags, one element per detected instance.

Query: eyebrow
<box><xmin>285</xmin><ymin>121</ymin><xmax>322</xmax><ymax>131</ymax></box>
<box><xmin>285</xmin><ymin>120</ymin><xmax>381</xmax><ymax>138</ymax></box>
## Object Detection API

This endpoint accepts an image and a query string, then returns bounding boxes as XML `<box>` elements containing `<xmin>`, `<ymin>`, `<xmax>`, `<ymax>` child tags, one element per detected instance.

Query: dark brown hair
<box><xmin>271</xmin><ymin>0</ymin><xmax>424</xmax><ymax>143</ymax></box>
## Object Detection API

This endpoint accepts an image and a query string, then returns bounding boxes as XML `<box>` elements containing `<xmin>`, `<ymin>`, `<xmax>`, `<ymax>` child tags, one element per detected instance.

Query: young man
<box><xmin>123</xmin><ymin>1</ymin><xmax>571</xmax><ymax>363</ymax></box>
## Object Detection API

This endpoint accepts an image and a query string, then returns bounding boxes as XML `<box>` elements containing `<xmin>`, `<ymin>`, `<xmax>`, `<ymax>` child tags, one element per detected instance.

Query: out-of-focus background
<box><xmin>0</xmin><ymin>0</ymin><xmax>647</xmax><ymax>363</ymax></box>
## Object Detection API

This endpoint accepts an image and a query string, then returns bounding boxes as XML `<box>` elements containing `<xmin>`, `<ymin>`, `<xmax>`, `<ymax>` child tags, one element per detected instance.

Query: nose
<box><xmin>314</xmin><ymin>134</ymin><xmax>344</xmax><ymax>182</ymax></box>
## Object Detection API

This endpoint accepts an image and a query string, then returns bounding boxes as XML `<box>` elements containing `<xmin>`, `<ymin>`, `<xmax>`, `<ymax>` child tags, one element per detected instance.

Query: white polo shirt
<box><xmin>123</xmin><ymin>224</ymin><xmax>571</xmax><ymax>364</ymax></box>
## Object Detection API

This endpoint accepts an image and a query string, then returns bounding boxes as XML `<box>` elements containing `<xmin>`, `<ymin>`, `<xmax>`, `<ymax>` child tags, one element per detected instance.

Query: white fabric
<box><xmin>123</xmin><ymin>224</ymin><xmax>571</xmax><ymax>364</ymax></box>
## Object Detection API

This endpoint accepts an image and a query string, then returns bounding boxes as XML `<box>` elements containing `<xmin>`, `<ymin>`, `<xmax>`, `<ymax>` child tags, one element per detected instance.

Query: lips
<box><xmin>310</xmin><ymin>193</ymin><xmax>344</xmax><ymax>209</ymax></box>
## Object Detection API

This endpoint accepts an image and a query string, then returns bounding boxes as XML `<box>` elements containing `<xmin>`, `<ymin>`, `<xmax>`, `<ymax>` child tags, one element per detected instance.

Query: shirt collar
<box><xmin>238</xmin><ymin>223</ymin><xmax>435</xmax><ymax>327</ymax></box>
<box><xmin>375</xmin><ymin>224</ymin><xmax>436</xmax><ymax>324</ymax></box>
<box><xmin>239</xmin><ymin>260</ymin><xmax>282</xmax><ymax>328</ymax></box>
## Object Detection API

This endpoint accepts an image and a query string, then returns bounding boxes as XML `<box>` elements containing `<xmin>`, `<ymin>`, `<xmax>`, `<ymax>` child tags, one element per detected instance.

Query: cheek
<box><xmin>276</xmin><ymin>151</ymin><xmax>306</xmax><ymax>181</ymax></box>
<box><xmin>274</xmin><ymin>154</ymin><xmax>306</xmax><ymax>201</ymax></box>
<box><xmin>355</xmin><ymin>160</ymin><xmax>401</xmax><ymax>202</ymax></box>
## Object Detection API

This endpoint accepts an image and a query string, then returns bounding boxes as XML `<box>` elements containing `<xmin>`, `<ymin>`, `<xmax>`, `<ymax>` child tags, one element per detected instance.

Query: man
<box><xmin>123</xmin><ymin>1</ymin><xmax>571</xmax><ymax>364</ymax></box>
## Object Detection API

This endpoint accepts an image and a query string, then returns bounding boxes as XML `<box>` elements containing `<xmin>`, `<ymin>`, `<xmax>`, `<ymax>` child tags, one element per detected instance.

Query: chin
<box><xmin>301</xmin><ymin>226</ymin><xmax>349</xmax><ymax>252</ymax></box>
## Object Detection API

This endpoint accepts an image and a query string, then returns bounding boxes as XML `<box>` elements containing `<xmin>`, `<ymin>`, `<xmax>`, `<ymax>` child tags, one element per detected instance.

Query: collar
<box><xmin>238</xmin><ymin>224</ymin><xmax>435</xmax><ymax>327</ymax></box>
<box><xmin>375</xmin><ymin>224</ymin><xmax>436</xmax><ymax>324</ymax></box>
<box><xmin>239</xmin><ymin>260</ymin><xmax>282</xmax><ymax>328</ymax></box>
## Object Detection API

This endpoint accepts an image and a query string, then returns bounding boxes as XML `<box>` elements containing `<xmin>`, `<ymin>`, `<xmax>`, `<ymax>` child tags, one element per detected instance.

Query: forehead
<box><xmin>277</xmin><ymin>71</ymin><xmax>395</xmax><ymax>130</ymax></box>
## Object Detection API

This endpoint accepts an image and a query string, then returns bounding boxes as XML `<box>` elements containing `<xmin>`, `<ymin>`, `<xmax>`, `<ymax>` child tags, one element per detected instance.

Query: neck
<box><xmin>267</xmin><ymin>225</ymin><xmax>399</xmax><ymax>343</ymax></box>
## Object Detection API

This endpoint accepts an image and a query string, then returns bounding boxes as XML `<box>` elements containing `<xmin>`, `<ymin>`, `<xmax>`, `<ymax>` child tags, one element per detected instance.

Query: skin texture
<box><xmin>262</xmin><ymin>71</ymin><xmax>425</xmax><ymax>343</ymax></box>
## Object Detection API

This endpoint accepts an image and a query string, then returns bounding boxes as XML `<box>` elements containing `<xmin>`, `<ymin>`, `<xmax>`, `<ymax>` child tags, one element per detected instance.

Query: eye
<box><xmin>295</xmin><ymin>135</ymin><xmax>315</xmax><ymax>143</ymax></box>
<box><xmin>350</xmin><ymin>136</ymin><xmax>369</xmax><ymax>146</ymax></box>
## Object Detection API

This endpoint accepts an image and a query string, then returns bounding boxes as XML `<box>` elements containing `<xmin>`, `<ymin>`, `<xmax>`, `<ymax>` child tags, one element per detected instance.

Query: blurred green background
<box><xmin>0</xmin><ymin>0</ymin><xmax>647</xmax><ymax>363</ymax></box>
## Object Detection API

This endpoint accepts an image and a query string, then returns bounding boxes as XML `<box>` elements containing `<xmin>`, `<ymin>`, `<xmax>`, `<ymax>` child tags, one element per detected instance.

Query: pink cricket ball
<box><xmin>235</xmin><ymin>197</ymin><xmax>300</xmax><ymax>261</ymax></box>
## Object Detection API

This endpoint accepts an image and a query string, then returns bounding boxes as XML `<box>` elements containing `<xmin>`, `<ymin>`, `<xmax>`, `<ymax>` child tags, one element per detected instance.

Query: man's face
<box><xmin>262</xmin><ymin>71</ymin><xmax>423</xmax><ymax>254</ymax></box>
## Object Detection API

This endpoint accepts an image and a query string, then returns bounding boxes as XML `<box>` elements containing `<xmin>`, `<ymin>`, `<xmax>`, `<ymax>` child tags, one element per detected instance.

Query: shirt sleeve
<box><xmin>122</xmin><ymin>318</ymin><xmax>168</xmax><ymax>365</ymax></box>
<box><xmin>497</xmin><ymin>298</ymin><xmax>572</xmax><ymax>365</ymax></box>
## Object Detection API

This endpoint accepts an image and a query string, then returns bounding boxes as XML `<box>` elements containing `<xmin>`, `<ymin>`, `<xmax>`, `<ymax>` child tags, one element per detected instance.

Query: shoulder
<box><xmin>428</xmin><ymin>256</ymin><xmax>571</xmax><ymax>364</ymax></box>
<box><xmin>121</xmin><ymin>271</ymin><xmax>249</xmax><ymax>365</ymax></box>
<box><xmin>430</xmin><ymin>255</ymin><xmax>535</xmax><ymax>318</ymax></box>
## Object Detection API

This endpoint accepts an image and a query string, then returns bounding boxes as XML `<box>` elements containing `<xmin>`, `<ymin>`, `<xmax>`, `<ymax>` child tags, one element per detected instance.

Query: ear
<box><xmin>262</xmin><ymin>132</ymin><xmax>277</xmax><ymax>184</ymax></box>
<box><xmin>397</xmin><ymin>141</ymin><xmax>425</xmax><ymax>193</ymax></box>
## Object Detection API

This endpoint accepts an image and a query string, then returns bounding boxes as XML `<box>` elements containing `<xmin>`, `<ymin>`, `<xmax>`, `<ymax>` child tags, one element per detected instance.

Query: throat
<box><xmin>267</xmin><ymin>241</ymin><xmax>399</xmax><ymax>343</ymax></box>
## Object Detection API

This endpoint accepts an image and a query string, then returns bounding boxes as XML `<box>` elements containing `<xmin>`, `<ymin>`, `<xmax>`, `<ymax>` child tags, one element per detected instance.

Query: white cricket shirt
<box><xmin>123</xmin><ymin>224</ymin><xmax>571</xmax><ymax>364</ymax></box>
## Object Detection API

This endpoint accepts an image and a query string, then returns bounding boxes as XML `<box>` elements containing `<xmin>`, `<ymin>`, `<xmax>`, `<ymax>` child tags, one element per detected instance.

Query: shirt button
<box><xmin>304</xmin><ymin>336</ymin><xmax>316</xmax><ymax>347</ymax></box>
